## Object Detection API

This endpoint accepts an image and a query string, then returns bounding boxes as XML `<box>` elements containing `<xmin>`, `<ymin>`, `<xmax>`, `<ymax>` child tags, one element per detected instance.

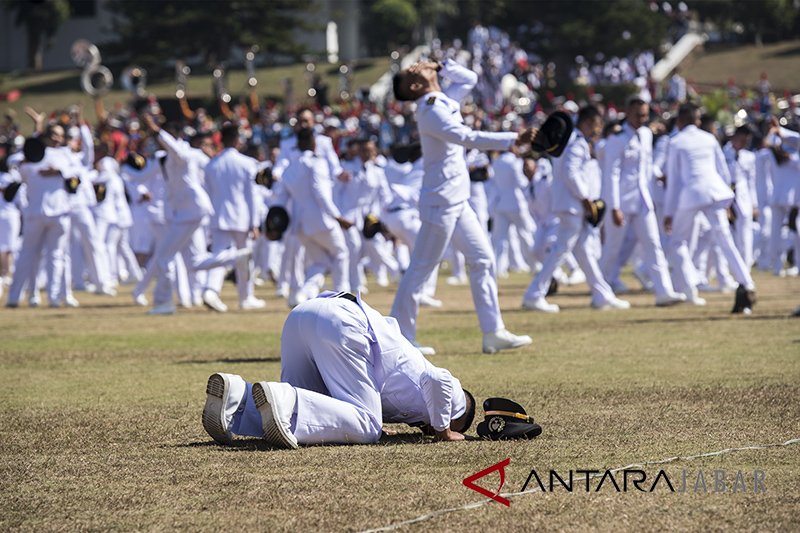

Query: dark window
<box><xmin>70</xmin><ymin>0</ymin><xmax>97</xmax><ymax>18</ymax></box>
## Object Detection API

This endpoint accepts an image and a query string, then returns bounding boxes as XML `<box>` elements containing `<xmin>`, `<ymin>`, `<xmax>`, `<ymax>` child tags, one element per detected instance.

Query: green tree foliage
<box><xmin>366</xmin><ymin>0</ymin><xmax>419</xmax><ymax>51</ymax></box>
<box><xmin>688</xmin><ymin>0</ymin><xmax>800</xmax><ymax>45</ymax></box>
<box><xmin>6</xmin><ymin>0</ymin><xmax>70</xmax><ymax>71</ymax></box>
<box><xmin>107</xmin><ymin>0</ymin><xmax>314</xmax><ymax>69</ymax></box>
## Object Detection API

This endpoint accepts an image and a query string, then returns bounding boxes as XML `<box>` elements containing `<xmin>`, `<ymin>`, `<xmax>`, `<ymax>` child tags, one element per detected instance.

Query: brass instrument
<box><xmin>175</xmin><ymin>61</ymin><xmax>195</xmax><ymax>120</ymax></box>
<box><xmin>121</xmin><ymin>65</ymin><xmax>147</xmax><ymax>98</ymax></box>
<box><xmin>71</xmin><ymin>39</ymin><xmax>111</xmax><ymax>121</ymax></box>
<box><xmin>245</xmin><ymin>45</ymin><xmax>260</xmax><ymax>113</ymax></box>
<box><xmin>212</xmin><ymin>64</ymin><xmax>234</xmax><ymax>120</ymax></box>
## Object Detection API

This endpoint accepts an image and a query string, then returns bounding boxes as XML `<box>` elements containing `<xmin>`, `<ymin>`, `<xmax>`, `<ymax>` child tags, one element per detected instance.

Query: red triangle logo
<box><xmin>463</xmin><ymin>458</ymin><xmax>511</xmax><ymax>506</ymax></box>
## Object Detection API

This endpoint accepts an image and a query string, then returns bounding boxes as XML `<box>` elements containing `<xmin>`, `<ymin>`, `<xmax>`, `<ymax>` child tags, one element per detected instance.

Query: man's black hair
<box><xmin>393</xmin><ymin>72</ymin><xmax>414</xmax><ymax>102</ymax></box>
<box><xmin>677</xmin><ymin>102</ymin><xmax>700</xmax><ymax>124</ymax></box>
<box><xmin>577</xmin><ymin>105</ymin><xmax>602</xmax><ymax>125</ymax></box>
<box><xmin>220</xmin><ymin>123</ymin><xmax>239</xmax><ymax>147</ymax></box>
<box><xmin>296</xmin><ymin>127</ymin><xmax>315</xmax><ymax>151</ymax></box>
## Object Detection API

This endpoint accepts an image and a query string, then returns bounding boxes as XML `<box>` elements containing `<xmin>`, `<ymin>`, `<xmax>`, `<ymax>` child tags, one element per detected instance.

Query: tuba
<box><xmin>72</xmin><ymin>39</ymin><xmax>112</xmax><ymax>121</ymax></box>
<box><xmin>212</xmin><ymin>64</ymin><xmax>234</xmax><ymax>120</ymax></box>
<box><xmin>121</xmin><ymin>65</ymin><xmax>147</xmax><ymax>97</ymax></box>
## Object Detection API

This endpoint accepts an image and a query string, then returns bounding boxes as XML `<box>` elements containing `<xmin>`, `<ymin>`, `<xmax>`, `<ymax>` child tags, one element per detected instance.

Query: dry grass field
<box><xmin>1</xmin><ymin>269</ymin><xmax>799</xmax><ymax>532</ymax></box>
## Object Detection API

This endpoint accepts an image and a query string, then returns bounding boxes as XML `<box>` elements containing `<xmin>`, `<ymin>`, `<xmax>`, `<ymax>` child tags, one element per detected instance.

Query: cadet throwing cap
<box><xmin>532</xmin><ymin>111</ymin><xmax>574</xmax><ymax>157</ymax></box>
<box><xmin>264</xmin><ymin>205</ymin><xmax>290</xmax><ymax>241</ymax></box>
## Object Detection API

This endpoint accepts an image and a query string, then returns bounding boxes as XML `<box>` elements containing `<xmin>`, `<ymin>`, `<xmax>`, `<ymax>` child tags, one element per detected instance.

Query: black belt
<box><xmin>336</xmin><ymin>292</ymin><xmax>358</xmax><ymax>304</ymax></box>
<box><xmin>387</xmin><ymin>205</ymin><xmax>409</xmax><ymax>213</ymax></box>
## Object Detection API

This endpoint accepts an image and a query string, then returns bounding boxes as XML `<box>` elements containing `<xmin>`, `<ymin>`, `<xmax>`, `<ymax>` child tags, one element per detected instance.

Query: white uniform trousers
<box><xmin>731</xmin><ymin>208</ymin><xmax>754</xmax><ymax>270</ymax></box>
<box><xmin>383</xmin><ymin>208</ymin><xmax>438</xmax><ymax>297</ymax></box>
<box><xmin>601</xmin><ymin>209</ymin><xmax>676</xmax><ymax>299</ymax></box>
<box><xmin>754</xmin><ymin>207</ymin><xmax>772</xmax><ymax>270</ymax></box>
<box><xmin>298</xmin><ymin>227</ymin><xmax>349</xmax><ymax>296</ymax></box>
<box><xmin>105</xmin><ymin>225</ymin><xmax>142</xmax><ymax>283</ymax></box>
<box><xmin>230</xmin><ymin>297</ymin><xmax>383</xmax><ymax>444</ymax></box>
<box><xmin>768</xmin><ymin>205</ymin><xmax>800</xmax><ymax>274</ymax></box>
<box><xmin>391</xmin><ymin>201</ymin><xmax>503</xmax><ymax>341</ymax></box>
<box><xmin>135</xmin><ymin>218</ymin><xmax>244</xmax><ymax>306</ymax></box>
<box><xmin>523</xmin><ymin>212</ymin><xmax>616</xmax><ymax>305</ymax></box>
<box><xmin>206</xmin><ymin>229</ymin><xmax>253</xmax><ymax>303</ymax></box>
<box><xmin>668</xmin><ymin>203</ymin><xmax>755</xmax><ymax>296</ymax></box>
<box><xmin>69</xmin><ymin>206</ymin><xmax>111</xmax><ymax>289</ymax></box>
<box><xmin>342</xmin><ymin>226</ymin><xmax>364</xmax><ymax>293</ymax></box>
<box><xmin>7</xmin><ymin>215</ymin><xmax>69</xmax><ymax>305</ymax></box>
<box><xmin>492</xmin><ymin>210</ymin><xmax>535</xmax><ymax>275</ymax></box>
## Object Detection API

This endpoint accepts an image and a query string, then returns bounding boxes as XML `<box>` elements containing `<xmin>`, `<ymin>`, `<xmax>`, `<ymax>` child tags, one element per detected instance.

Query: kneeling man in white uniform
<box><xmin>202</xmin><ymin>292</ymin><xmax>474</xmax><ymax>448</ymax></box>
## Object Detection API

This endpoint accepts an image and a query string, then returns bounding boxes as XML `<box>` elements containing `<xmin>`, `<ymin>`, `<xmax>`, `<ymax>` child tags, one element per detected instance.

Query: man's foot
<box><xmin>147</xmin><ymin>302</ymin><xmax>177</xmax><ymax>315</ymax></box>
<box><xmin>592</xmin><ymin>298</ymin><xmax>631</xmax><ymax>310</ymax></box>
<box><xmin>202</xmin><ymin>289</ymin><xmax>228</xmax><ymax>313</ymax></box>
<box><xmin>565</xmin><ymin>270</ymin><xmax>586</xmax><ymax>286</ymax></box>
<box><xmin>202</xmin><ymin>373</ymin><xmax>246</xmax><ymax>445</ymax></box>
<box><xmin>482</xmin><ymin>329</ymin><xmax>533</xmax><ymax>354</ymax></box>
<box><xmin>446</xmin><ymin>275</ymin><xmax>467</xmax><ymax>286</ymax></box>
<box><xmin>412</xmin><ymin>341</ymin><xmax>436</xmax><ymax>356</ymax></box>
<box><xmin>240</xmin><ymin>296</ymin><xmax>267</xmax><ymax>310</ymax></box>
<box><xmin>132</xmin><ymin>292</ymin><xmax>148</xmax><ymax>306</ymax></box>
<box><xmin>655</xmin><ymin>293</ymin><xmax>686</xmax><ymax>307</ymax></box>
<box><xmin>522</xmin><ymin>297</ymin><xmax>560</xmax><ymax>313</ymax></box>
<box><xmin>732</xmin><ymin>285</ymin><xmax>757</xmax><ymax>314</ymax></box>
<box><xmin>792</xmin><ymin>305</ymin><xmax>800</xmax><ymax>317</ymax></box>
<box><xmin>686</xmin><ymin>292</ymin><xmax>707</xmax><ymax>306</ymax></box>
<box><xmin>5</xmin><ymin>301</ymin><xmax>18</xmax><ymax>308</ymax></box>
<box><xmin>96</xmin><ymin>285</ymin><xmax>117</xmax><ymax>297</ymax></box>
<box><xmin>419</xmin><ymin>294</ymin><xmax>443</xmax><ymax>308</ymax></box>
<box><xmin>64</xmin><ymin>295</ymin><xmax>80</xmax><ymax>308</ymax></box>
<box><xmin>252</xmin><ymin>381</ymin><xmax>298</xmax><ymax>450</ymax></box>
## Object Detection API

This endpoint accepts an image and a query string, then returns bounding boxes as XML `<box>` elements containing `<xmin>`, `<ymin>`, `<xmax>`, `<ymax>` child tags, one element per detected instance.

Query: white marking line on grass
<box><xmin>360</xmin><ymin>437</ymin><xmax>800</xmax><ymax>533</ymax></box>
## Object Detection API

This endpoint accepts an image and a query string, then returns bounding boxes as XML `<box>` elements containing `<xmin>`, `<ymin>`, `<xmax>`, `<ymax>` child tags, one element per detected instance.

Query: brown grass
<box><xmin>1</xmin><ymin>269</ymin><xmax>799</xmax><ymax>532</ymax></box>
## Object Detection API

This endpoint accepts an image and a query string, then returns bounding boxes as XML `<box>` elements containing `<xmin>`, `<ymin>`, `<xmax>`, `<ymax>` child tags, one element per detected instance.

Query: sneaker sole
<box><xmin>202</xmin><ymin>374</ymin><xmax>232</xmax><ymax>445</ymax></box>
<box><xmin>483</xmin><ymin>337</ymin><xmax>533</xmax><ymax>354</ymax></box>
<box><xmin>252</xmin><ymin>383</ymin><xmax>298</xmax><ymax>450</ymax></box>
<box><xmin>202</xmin><ymin>291</ymin><xmax>228</xmax><ymax>313</ymax></box>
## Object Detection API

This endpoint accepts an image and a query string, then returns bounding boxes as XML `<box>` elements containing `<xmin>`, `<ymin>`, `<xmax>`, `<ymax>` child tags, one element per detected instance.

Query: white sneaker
<box><xmin>147</xmin><ymin>302</ymin><xmax>177</xmax><ymax>315</ymax></box>
<box><xmin>412</xmin><ymin>341</ymin><xmax>436</xmax><ymax>356</ymax></box>
<box><xmin>592</xmin><ymin>298</ymin><xmax>631</xmax><ymax>310</ymax></box>
<box><xmin>696</xmin><ymin>282</ymin><xmax>719</xmax><ymax>293</ymax></box>
<box><xmin>240</xmin><ymin>296</ymin><xmax>267</xmax><ymax>310</ymax></box>
<box><xmin>133</xmin><ymin>293</ymin><xmax>148</xmax><ymax>306</ymax></box>
<box><xmin>202</xmin><ymin>373</ymin><xmax>246</xmax><ymax>446</ymax></box>
<box><xmin>96</xmin><ymin>285</ymin><xmax>117</xmax><ymax>297</ymax></box>
<box><xmin>482</xmin><ymin>329</ymin><xmax>533</xmax><ymax>354</ymax></box>
<box><xmin>446</xmin><ymin>275</ymin><xmax>467</xmax><ymax>286</ymax></box>
<box><xmin>275</xmin><ymin>284</ymin><xmax>289</xmax><ymax>299</ymax></box>
<box><xmin>522</xmin><ymin>297</ymin><xmax>560</xmax><ymax>313</ymax></box>
<box><xmin>419</xmin><ymin>294</ymin><xmax>443</xmax><ymax>308</ymax></box>
<box><xmin>565</xmin><ymin>270</ymin><xmax>586</xmax><ymax>286</ymax></box>
<box><xmin>65</xmin><ymin>295</ymin><xmax>80</xmax><ymax>308</ymax></box>
<box><xmin>685</xmin><ymin>291</ymin><xmax>707</xmax><ymax>306</ymax></box>
<box><xmin>655</xmin><ymin>293</ymin><xmax>686</xmax><ymax>307</ymax></box>
<box><xmin>253</xmin><ymin>277</ymin><xmax>265</xmax><ymax>287</ymax></box>
<box><xmin>252</xmin><ymin>381</ymin><xmax>298</xmax><ymax>449</ymax></box>
<box><xmin>202</xmin><ymin>289</ymin><xmax>228</xmax><ymax>313</ymax></box>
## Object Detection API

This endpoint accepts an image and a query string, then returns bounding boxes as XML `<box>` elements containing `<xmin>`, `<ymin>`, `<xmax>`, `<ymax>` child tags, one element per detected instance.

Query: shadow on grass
<box><xmin>765</xmin><ymin>45</ymin><xmax>800</xmax><ymax>58</ymax></box>
<box><xmin>625</xmin><ymin>314</ymin><xmax>791</xmax><ymax>324</ymax></box>
<box><xmin>176</xmin><ymin>357</ymin><xmax>281</xmax><ymax>364</ymax></box>
<box><xmin>171</xmin><ymin>431</ymin><xmax>432</xmax><ymax>451</ymax></box>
